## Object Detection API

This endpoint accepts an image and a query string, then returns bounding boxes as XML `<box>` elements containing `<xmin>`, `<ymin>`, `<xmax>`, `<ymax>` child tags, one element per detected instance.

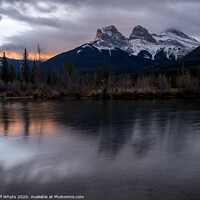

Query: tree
<box><xmin>47</xmin><ymin>69</ymin><xmax>52</xmax><ymax>85</ymax></box>
<box><xmin>10</xmin><ymin>64</ymin><xmax>16</xmax><ymax>82</ymax></box>
<box><xmin>102</xmin><ymin>63</ymin><xmax>110</xmax><ymax>85</ymax></box>
<box><xmin>31</xmin><ymin>59</ymin><xmax>36</xmax><ymax>83</ymax></box>
<box><xmin>1</xmin><ymin>52</ymin><xmax>10</xmax><ymax>83</ymax></box>
<box><xmin>37</xmin><ymin>44</ymin><xmax>41</xmax><ymax>64</ymax></box>
<box><xmin>158</xmin><ymin>73</ymin><xmax>170</xmax><ymax>91</ymax></box>
<box><xmin>22</xmin><ymin>49</ymin><xmax>30</xmax><ymax>83</ymax></box>
<box><xmin>36</xmin><ymin>44</ymin><xmax>46</xmax><ymax>85</ymax></box>
<box><xmin>94</xmin><ymin>66</ymin><xmax>100</xmax><ymax>86</ymax></box>
<box><xmin>17</xmin><ymin>66</ymin><xmax>21</xmax><ymax>81</ymax></box>
<box><xmin>63</xmin><ymin>57</ymin><xmax>68</xmax><ymax>75</ymax></box>
<box><xmin>69</xmin><ymin>55</ymin><xmax>75</xmax><ymax>77</ymax></box>
<box><xmin>52</xmin><ymin>65</ymin><xmax>57</xmax><ymax>85</ymax></box>
<box><xmin>86</xmin><ymin>68</ymin><xmax>91</xmax><ymax>83</ymax></box>
<box><xmin>41</xmin><ymin>64</ymin><xmax>45</xmax><ymax>82</ymax></box>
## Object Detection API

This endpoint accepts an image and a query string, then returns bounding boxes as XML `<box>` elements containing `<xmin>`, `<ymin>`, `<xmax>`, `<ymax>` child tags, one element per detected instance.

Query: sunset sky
<box><xmin>0</xmin><ymin>0</ymin><xmax>200</xmax><ymax>60</ymax></box>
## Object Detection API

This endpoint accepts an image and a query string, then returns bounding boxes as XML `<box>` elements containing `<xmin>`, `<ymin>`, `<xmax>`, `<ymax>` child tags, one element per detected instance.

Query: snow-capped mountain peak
<box><xmin>90</xmin><ymin>25</ymin><xmax>200</xmax><ymax>62</ymax></box>
<box><xmin>92</xmin><ymin>25</ymin><xmax>129</xmax><ymax>52</ymax></box>
<box><xmin>94</xmin><ymin>25</ymin><xmax>126</xmax><ymax>41</ymax></box>
<box><xmin>129</xmin><ymin>25</ymin><xmax>156</xmax><ymax>43</ymax></box>
<box><xmin>165</xmin><ymin>29</ymin><xmax>198</xmax><ymax>41</ymax></box>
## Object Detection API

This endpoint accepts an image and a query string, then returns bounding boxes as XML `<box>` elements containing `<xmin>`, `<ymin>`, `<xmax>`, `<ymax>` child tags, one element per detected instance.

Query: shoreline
<box><xmin>0</xmin><ymin>94</ymin><xmax>200</xmax><ymax>100</ymax></box>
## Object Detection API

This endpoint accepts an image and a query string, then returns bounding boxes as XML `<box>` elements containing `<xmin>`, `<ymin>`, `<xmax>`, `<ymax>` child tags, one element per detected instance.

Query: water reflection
<box><xmin>0</xmin><ymin>100</ymin><xmax>200</xmax><ymax>199</ymax></box>
<box><xmin>1</xmin><ymin>100</ymin><xmax>200</xmax><ymax>156</ymax></box>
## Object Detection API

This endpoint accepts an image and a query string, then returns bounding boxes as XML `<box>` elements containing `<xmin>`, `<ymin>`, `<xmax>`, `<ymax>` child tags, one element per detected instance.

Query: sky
<box><xmin>0</xmin><ymin>0</ymin><xmax>200</xmax><ymax>60</ymax></box>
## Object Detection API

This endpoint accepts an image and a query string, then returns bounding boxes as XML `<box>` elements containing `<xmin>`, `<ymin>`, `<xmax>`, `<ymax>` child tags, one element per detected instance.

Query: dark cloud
<box><xmin>0</xmin><ymin>0</ymin><xmax>200</xmax><ymax>58</ymax></box>
<box><xmin>0</xmin><ymin>3</ymin><xmax>60</xmax><ymax>27</ymax></box>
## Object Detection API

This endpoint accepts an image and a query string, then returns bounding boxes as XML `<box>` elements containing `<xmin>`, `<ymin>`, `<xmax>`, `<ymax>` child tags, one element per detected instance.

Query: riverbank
<box><xmin>1</xmin><ymin>88</ymin><xmax>200</xmax><ymax>100</ymax></box>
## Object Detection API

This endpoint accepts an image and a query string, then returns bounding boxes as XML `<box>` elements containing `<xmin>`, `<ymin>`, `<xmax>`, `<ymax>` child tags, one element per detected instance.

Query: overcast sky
<box><xmin>0</xmin><ymin>0</ymin><xmax>200</xmax><ymax>59</ymax></box>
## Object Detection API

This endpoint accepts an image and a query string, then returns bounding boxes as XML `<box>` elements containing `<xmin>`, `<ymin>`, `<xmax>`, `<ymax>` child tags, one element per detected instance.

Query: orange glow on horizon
<box><xmin>1</xmin><ymin>51</ymin><xmax>55</xmax><ymax>61</ymax></box>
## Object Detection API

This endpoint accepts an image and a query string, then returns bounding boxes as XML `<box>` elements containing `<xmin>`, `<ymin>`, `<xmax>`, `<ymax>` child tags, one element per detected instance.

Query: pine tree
<box><xmin>47</xmin><ymin>69</ymin><xmax>52</xmax><ymax>85</ymax></box>
<box><xmin>64</xmin><ymin>57</ymin><xmax>68</xmax><ymax>75</ymax></box>
<box><xmin>52</xmin><ymin>65</ymin><xmax>57</xmax><ymax>85</ymax></box>
<box><xmin>17</xmin><ymin>66</ymin><xmax>21</xmax><ymax>81</ymax></box>
<box><xmin>37</xmin><ymin>44</ymin><xmax>41</xmax><ymax>64</ymax></box>
<box><xmin>69</xmin><ymin>55</ymin><xmax>74</xmax><ymax>77</ymax></box>
<box><xmin>102</xmin><ymin>63</ymin><xmax>110</xmax><ymax>84</ymax></box>
<box><xmin>41</xmin><ymin>64</ymin><xmax>45</xmax><ymax>82</ymax></box>
<box><xmin>10</xmin><ymin>64</ymin><xmax>16</xmax><ymax>82</ymax></box>
<box><xmin>86</xmin><ymin>68</ymin><xmax>91</xmax><ymax>83</ymax></box>
<box><xmin>94</xmin><ymin>66</ymin><xmax>100</xmax><ymax>85</ymax></box>
<box><xmin>59</xmin><ymin>67</ymin><xmax>64</xmax><ymax>85</ymax></box>
<box><xmin>22</xmin><ymin>49</ymin><xmax>30</xmax><ymax>83</ymax></box>
<box><xmin>1</xmin><ymin>52</ymin><xmax>10</xmax><ymax>83</ymax></box>
<box><xmin>31</xmin><ymin>59</ymin><xmax>36</xmax><ymax>83</ymax></box>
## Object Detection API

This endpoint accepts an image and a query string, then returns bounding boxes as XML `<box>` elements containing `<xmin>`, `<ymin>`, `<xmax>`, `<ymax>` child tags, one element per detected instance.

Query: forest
<box><xmin>0</xmin><ymin>49</ymin><xmax>200</xmax><ymax>99</ymax></box>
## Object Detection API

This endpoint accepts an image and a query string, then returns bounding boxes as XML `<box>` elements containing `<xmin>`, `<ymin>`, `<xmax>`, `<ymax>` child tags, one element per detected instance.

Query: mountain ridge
<box><xmin>43</xmin><ymin>43</ymin><xmax>154</xmax><ymax>75</ymax></box>
<box><xmin>42</xmin><ymin>25</ymin><xmax>200</xmax><ymax>75</ymax></box>
<box><xmin>140</xmin><ymin>46</ymin><xmax>200</xmax><ymax>72</ymax></box>
<box><xmin>91</xmin><ymin>25</ymin><xmax>200</xmax><ymax>61</ymax></box>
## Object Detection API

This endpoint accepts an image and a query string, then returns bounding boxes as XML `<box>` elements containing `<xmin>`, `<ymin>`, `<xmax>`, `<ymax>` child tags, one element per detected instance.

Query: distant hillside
<box><xmin>0</xmin><ymin>57</ymin><xmax>35</xmax><ymax>69</ymax></box>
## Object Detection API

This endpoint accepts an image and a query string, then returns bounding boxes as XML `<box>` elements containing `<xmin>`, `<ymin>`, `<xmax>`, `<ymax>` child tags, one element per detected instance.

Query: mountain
<box><xmin>0</xmin><ymin>57</ymin><xmax>35</xmax><ymax>69</ymax></box>
<box><xmin>141</xmin><ymin>46</ymin><xmax>200</xmax><ymax>72</ymax></box>
<box><xmin>43</xmin><ymin>25</ymin><xmax>200</xmax><ymax>74</ymax></box>
<box><xmin>43</xmin><ymin>43</ymin><xmax>154</xmax><ymax>75</ymax></box>
<box><xmin>92</xmin><ymin>25</ymin><xmax>200</xmax><ymax>62</ymax></box>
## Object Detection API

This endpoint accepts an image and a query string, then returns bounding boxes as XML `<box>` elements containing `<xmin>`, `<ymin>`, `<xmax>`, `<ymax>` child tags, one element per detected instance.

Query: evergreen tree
<box><xmin>94</xmin><ymin>66</ymin><xmax>100</xmax><ymax>85</ymax></box>
<box><xmin>31</xmin><ymin>59</ymin><xmax>36</xmax><ymax>83</ymax></box>
<box><xmin>80</xmin><ymin>75</ymin><xmax>83</xmax><ymax>86</ymax></box>
<box><xmin>41</xmin><ymin>64</ymin><xmax>45</xmax><ymax>82</ymax></box>
<box><xmin>86</xmin><ymin>68</ymin><xmax>91</xmax><ymax>83</ymax></box>
<box><xmin>47</xmin><ymin>69</ymin><xmax>52</xmax><ymax>85</ymax></box>
<box><xmin>69</xmin><ymin>55</ymin><xmax>74</xmax><ymax>77</ymax></box>
<box><xmin>102</xmin><ymin>63</ymin><xmax>110</xmax><ymax>84</ymax></box>
<box><xmin>10</xmin><ymin>64</ymin><xmax>16</xmax><ymax>82</ymax></box>
<box><xmin>1</xmin><ymin>52</ymin><xmax>10</xmax><ymax>83</ymax></box>
<box><xmin>17</xmin><ymin>66</ymin><xmax>21</xmax><ymax>81</ymax></box>
<box><xmin>22</xmin><ymin>49</ymin><xmax>30</xmax><ymax>83</ymax></box>
<box><xmin>52</xmin><ymin>65</ymin><xmax>57</xmax><ymax>85</ymax></box>
<box><xmin>37</xmin><ymin>44</ymin><xmax>41</xmax><ymax>64</ymax></box>
<box><xmin>59</xmin><ymin>67</ymin><xmax>64</xmax><ymax>85</ymax></box>
<box><xmin>64</xmin><ymin>57</ymin><xmax>68</xmax><ymax>75</ymax></box>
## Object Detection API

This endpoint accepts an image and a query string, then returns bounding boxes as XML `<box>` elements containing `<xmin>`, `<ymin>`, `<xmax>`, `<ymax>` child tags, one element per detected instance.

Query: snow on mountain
<box><xmin>129</xmin><ymin>25</ymin><xmax>156</xmax><ymax>43</ymax></box>
<box><xmin>151</xmin><ymin>29</ymin><xmax>200</xmax><ymax>59</ymax></box>
<box><xmin>90</xmin><ymin>25</ymin><xmax>200</xmax><ymax>61</ymax></box>
<box><xmin>93</xmin><ymin>25</ymin><xmax>129</xmax><ymax>52</ymax></box>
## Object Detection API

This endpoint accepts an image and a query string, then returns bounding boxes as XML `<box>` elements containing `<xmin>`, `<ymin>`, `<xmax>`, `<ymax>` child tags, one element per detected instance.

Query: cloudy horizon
<box><xmin>0</xmin><ymin>0</ymin><xmax>200</xmax><ymax>60</ymax></box>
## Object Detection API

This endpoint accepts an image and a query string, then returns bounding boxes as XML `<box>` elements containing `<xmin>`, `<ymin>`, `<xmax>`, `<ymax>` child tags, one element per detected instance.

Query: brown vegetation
<box><xmin>0</xmin><ymin>50</ymin><xmax>200</xmax><ymax>100</ymax></box>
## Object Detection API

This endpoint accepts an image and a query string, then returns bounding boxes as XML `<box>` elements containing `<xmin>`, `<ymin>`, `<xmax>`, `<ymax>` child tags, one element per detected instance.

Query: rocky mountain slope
<box><xmin>43</xmin><ymin>43</ymin><xmax>154</xmax><ymax>75</ymax></box>
<box><xmin>141</xmin><ymin>45</ymin><xmax>200</xmax><ymax>72</ymax></box>
<box><xmin>91</xmin><ymin>25</ymin><xmax>200</xmax><ymax>62</ymax></box>
<box><xmin>43</xmin><ymin>25</ymin><xmax>200</xmax><ymax>74</ymax></box>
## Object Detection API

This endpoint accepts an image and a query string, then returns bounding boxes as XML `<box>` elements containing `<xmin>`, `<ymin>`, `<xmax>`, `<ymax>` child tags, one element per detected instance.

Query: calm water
<box><xmin>0</xmin><ymin>100</ymin><xmax>200</xmax><ymax>200</ymax></box>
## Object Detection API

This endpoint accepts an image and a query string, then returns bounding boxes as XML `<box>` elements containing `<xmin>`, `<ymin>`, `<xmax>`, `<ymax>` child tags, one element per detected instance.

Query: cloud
<box><xmin>0</xmin><ymin>3</ymin><xmax>60</xmax><ymax>27</ymax></box>
<box><xmin>0</xmin><ymin>0</ymin><xmax>200</xmax><ymax>59</ymax></box>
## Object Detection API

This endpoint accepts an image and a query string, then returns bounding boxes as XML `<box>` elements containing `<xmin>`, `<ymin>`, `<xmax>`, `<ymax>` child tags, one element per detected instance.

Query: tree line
<box><xmin>0</xmin><ymin>48</ymin><xmax>200</xmax><ymax>98</ymax></box>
